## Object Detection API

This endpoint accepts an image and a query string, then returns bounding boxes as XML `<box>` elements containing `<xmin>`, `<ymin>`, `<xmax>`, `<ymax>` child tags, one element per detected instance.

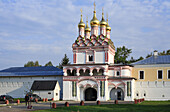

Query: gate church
<box><xmin>63</xmin><ymin>4</ymin><xmax>135</xmax><ymax>101</ymax></box>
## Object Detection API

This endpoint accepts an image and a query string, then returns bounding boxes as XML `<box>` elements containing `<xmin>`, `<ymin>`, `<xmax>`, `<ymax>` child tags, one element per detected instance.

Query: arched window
<box><xmin>92</xmin><ymin>69</ymin><xmax>98</xmax><ymax>76</ymax></box>
<box><xmin>98</xmin><ymin>69</ymin><xmax>104</xmax><ymax>75</ymax></box>
<box><xmin>79</xmin><ymin>69</ymin><xmax>84</xmax><ymax>76</ymax></box>
<box><xmin>85</xmin><ymin>69</ymin><xmax>90</xmax><ymax>76</ymax></box>
<box><xmin>72</xmin><ymin>69</ymin><xmax>77</xmax><ymax>76</ymax></box>
<box><xmin>67</xmin><ymin>69</ymin><xmax>71</xmax><ymax>76</ymax></box>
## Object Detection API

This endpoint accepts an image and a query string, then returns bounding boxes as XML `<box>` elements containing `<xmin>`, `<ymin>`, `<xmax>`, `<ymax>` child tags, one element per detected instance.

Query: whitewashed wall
<box><xmin>121</xmin><ymin>70</ymin><xmax>131</xmax><ymax>77</ymax></box>
<box><xmin>135</xmin><ymin>81</ymin><xmax>170</xmax><ymax>100</ymax></box>
<box><xmin>108</xmin><ymin>52</ymin><xmax>114</xmax><ymax>64</ymax></box>
<box><xmin>0</xmin><ymin>76</ymin><xmax>63</xmax><ymax>99</ymax></box>
<box><xmin>95</xmin><ymin>52</ymin><xmax>105</xmax><ymax>63</ymax></box>
<box><xmin>77</xmin><ymin>53</ymin><xmax>85</xmax><ymax>64</ymax></box>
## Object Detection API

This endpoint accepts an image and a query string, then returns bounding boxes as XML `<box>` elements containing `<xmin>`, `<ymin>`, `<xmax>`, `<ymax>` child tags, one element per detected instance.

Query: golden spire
<box><xmin>106</xmin><ymin>13</ymin><xmax>111</xmax><ymax>31</ymax></box>
<box><xmin>90</xmin><ymin>1</ymin><xmax>99</xmax><ymax>26</ymax></box>
<box><xmin>85</xmin><ymin>16</ymin><xmax>91</xmax><ymax>32</ymax></box>
<box><xmin>78</xmin><ymin>8</ymin><xmax>85</xmax><ymax>28</ymax></box>
<box><xmin>100</xmin><ymin>7</ymin><xmax>107</xmax><ymax>26</ymax></box>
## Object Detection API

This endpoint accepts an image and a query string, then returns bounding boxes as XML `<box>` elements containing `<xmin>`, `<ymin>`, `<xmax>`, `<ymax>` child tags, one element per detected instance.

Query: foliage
<box><xmin>34</xmin><ymin>101</ymin><xmax>170</xmax><ymax>112</ymax></box>
<box><xmin>146</xmin><ymin>49</ymin><xmax>170</xmax><ymax>58</ymax></box>
<box><xmin>24</xmin><ymin>61</ymin><xmax>41</xmax><ymax>67</ymax></box>
<box><xmin>114</xmin><ymin>46</ymin><xmax>132</xmax><ymax>64</ymax></box>
<box><xmin>45</xmin><ymin>61</ymin><xmax>53</xmax><ymax>66</ymax></box>
<box><xmin>129</xmin><ymin>56</ymin><xmax>144</xmax><ymax>63</ymax></box>
<box><xmin>58</xmin><ymin>54</ymin><xmax>70</xmax><ymax>69</ymax></box>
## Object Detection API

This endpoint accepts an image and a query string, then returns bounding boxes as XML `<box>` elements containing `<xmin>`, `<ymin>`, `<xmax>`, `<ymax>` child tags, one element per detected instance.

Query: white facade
<box><xmin>33</xmin><ymin>82</ymin><xmax>60</xmax><ymax>100</ymax></box>
<box><xmin>0</xmin><ymin>76</ymin><xmax>63</xmax><ymax>99</ymax></box>
<box><xmin>134</xmin><ymin>81</ymin><xmax>170</xmax><ymax>101</ymax></box>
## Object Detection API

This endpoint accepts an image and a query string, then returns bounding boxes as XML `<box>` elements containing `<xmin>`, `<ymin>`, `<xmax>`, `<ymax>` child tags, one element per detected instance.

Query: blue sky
<box><xmin>0</xmin><ymin>0</ymin><xmax>169</xmax><ymax>69</ymax></box>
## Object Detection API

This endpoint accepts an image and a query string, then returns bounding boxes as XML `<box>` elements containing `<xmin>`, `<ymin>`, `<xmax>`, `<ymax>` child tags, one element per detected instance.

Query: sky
<box><xmin>0</xmin><ymin>0</ymin><xmax>169</xmax><ymax>70</ymax></box>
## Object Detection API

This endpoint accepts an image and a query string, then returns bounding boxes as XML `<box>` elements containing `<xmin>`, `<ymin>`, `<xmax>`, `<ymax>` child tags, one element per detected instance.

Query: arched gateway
<box><xmin>85</xmin><ymin>88</ymin><xmax>97</xmax><ymax>101</ymax></box>
<box><xmin>110</xmin><ymin>87</ymin><xmax>124</xmax><ymax>100</ymax></box>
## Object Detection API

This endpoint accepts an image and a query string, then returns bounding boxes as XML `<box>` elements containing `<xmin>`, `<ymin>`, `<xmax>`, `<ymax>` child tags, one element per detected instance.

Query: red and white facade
<box><xmin>63</xmin><ymin>8</ymin><xmax>135</xmax><ymax>101</ymax></box>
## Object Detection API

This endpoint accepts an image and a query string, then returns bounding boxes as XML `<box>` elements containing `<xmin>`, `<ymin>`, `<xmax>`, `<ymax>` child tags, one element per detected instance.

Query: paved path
<box><xmin>0</xmin><ymin>101</ymin><xmax>134</xmax><ymax>112</ymax></box>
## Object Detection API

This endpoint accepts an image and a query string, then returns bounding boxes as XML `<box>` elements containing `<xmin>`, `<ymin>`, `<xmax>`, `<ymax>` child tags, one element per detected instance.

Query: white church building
<box><xmin>0</xmin><ymin>4</ymin><xmax>170</xmax><ymax>102</ymax></box>
<box><xmin>63</xmin><ymin>5</ymin><xmax>135</xmax><ymax>101</ymax></box>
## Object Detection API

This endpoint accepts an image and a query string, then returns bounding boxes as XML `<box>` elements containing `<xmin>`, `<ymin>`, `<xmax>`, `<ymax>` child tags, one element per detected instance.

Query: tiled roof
<box><xmin>31</xmin><ymin>80</ymin><xmax>58</xmax><ymax>90</ymax></box>
<box><xmin>0</xmin><ymin>66</ymin><xmax>63</xmax><ymax>77</ymax></box>
<box><xmin>133</xmin><ymin>55</ymin><xmax>170</xmax><ymax>65</ymax></box>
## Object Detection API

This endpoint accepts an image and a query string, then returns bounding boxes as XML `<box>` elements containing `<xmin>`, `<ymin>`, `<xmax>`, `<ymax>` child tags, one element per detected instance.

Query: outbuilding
<box><xmin>31</xmin><ymin>80</ymin><xmax>60</xmax><ymax>100</ymax></box>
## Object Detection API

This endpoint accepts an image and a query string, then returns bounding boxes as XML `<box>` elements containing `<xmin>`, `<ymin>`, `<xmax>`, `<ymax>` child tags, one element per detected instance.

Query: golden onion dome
<box><xmin>85</xmin><ymin>18</ymin><xmax>91</xmax><ymax>32</ymax></box>
<box><xmin>78</xmin><ymin>9</ymin><xmax>85</xmax><ymax>28</ymax></box>
<box><xmin>106</xmin><ymin>15</ymin><xmax>111</xmax><ymax>31</ymax></box>
<box><xmin>90</xmin><ymin>10</ymin><xmax>100</xmax><ymax>26</ymax></box>
<box><xmin>100</xmin><ymin>9</ymin><xmax>107</xmax><ymax>26</ymax></box>
<box><xmin>90</xmin><ymin>2</ymin><xmax>99</xmax><ymax>26</ymax></box>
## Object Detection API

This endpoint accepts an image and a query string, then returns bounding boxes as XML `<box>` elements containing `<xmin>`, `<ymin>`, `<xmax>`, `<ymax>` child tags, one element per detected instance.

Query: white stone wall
<box><xmin>134</xmin><ymin>81</ymin><xmax>170</xmax><ymax>100</ymax></box>
<box><xmin>95</xmin><ymin>51</ymin><xmax>105</xmax><ymax>63</ymax></box>
<box><xmin>0</xmin><ymin>76</ymin><xmax>63</xmax><ymax>99</ymax></box>
<box><xmin>121</xmin><ymin>69</ymin><xmax>131</xmax><ymax>77</ymax></box>
<box><xmin>77</xmin><ymin>52</ymin><xmax>85</xmax><ymax>64</ymax></box>
<box><xmin>108</xmin><ymin>52</ymin><xmax>114</xmax><ymax>64</ymax></box>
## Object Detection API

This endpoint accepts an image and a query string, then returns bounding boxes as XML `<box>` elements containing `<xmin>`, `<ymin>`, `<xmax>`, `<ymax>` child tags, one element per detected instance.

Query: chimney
<box><xmin>153</xmin><ymin>50</ymin><xmax>158</xmax><ymax>56</ymax></box>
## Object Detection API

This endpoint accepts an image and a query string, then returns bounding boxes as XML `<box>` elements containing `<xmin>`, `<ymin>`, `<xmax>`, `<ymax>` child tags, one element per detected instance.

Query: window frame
<box><xmin>138</xmin><ymin>70</ymin><xmax>145</xmax><ymax>80</ymax></box>
<box><xmin>157</xmin><ymin>70</ymin><xmax>163</xmax><ymax>79</ymax></box>
<box><xmin>167</xmin><ymin>70</ymin><xmax>170</xmax><ymax>79</ymax></box>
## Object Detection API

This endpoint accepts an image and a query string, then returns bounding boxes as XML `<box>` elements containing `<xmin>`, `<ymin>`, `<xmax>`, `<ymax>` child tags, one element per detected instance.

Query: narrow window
<box><xmin>48</xmin><ymin>92</ymin><xmax>51</xmax><ymax>94</ymax></box>
<box><xmin>139</xmin><ymin>71</ymin><xmax>144</xmax><ymax>79</ymax></box>
<box><xmin>144</xmin><ymin>93</ymin><xmax>146</xmax><ymax>97</ymax></box>
<box><xmin>136</xmin><ymin>93</ymin><xmax>138</xmax><ymax>96</ymax></box>
<box><xmin>168</xmin><ymin>70</ymin><xmax>170</xmax><ymax>79</ymax></box>
<box><xmin>89</xmin><ymin>55</ymin><xmax>93</xmax><ymax>61</ymax></box>
<box><xmin>116</xmin><ymin>71</ymin><xmax>120</xmax><ymax>76</ymax></box>
<box><xmin>158</xmin><ymin>70</ymin><xmax>163</xmax><ymax>79</ymax></box>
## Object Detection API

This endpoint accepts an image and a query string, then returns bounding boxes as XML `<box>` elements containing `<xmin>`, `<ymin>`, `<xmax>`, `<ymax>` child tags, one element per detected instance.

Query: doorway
<box><xmin>110</xmin><ymin>87</ymin><xmax>124</xmax><ymax>100</ymax></box>
<box><xmin>85</xmin><ymin>88</ymin><xmax>97</xmax><ymax>101</ymax></box>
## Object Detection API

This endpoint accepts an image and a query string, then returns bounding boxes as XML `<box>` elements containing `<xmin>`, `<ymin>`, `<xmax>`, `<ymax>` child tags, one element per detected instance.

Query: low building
<box><xmin>132</xmin><ymin>51</ymin><xmax>170</xmax><ymax>100</ymax></box>
<box><xmin>0</xmin><ymin>66</ymin><xmax>63</xmax><ymax>99</ymax></box>
<box><xmin>31</xmin><ymin>80</ymin><xmax>60</xmax><ymax>100</ymax></box>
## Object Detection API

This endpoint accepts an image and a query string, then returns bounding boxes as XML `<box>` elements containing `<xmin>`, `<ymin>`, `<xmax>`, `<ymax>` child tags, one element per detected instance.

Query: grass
<box><xmin>33</xmin><ymin>101</ymin><xmax>170</xmax><ymax>112</ymax></box>
<box><xmin>14</xmin><ymin>98</ymin><xmax>25</xmax><ymax>102</ymax></box>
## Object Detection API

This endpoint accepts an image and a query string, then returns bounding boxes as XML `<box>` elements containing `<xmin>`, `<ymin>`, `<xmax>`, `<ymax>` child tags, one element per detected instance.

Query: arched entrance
<box><xmin>110</xmin><ymin>87</ymin><xmax>124</xmax><ymax>100</ymax></box>
<box><xmin>85</xmin><ymin>88</ymin><xmax>97</xmax><ymax>101</ymax></box>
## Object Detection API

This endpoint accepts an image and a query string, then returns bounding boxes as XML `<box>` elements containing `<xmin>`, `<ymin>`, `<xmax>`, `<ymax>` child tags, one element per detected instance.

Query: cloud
<box><xmin>0</xmin><ymin>0</ymin><xmax>169</xmax><ymax>69</ymax></box>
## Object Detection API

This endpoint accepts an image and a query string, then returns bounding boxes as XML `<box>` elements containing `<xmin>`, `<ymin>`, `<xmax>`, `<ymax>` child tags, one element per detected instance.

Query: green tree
<box><xmin>34</xmin><ymin>61</ymin><xmax>40</xmax><ymax>67</ymax></box>
<box><xmin>24</xmin><ymin>61</ymin><xmax>35</xmax><ymax>67</ymax></box>
<box><xmin>45</xmin><ymin>61</ymin><xmax>53</xmax><ymax>66</ymax></box>
<box><xmin>114</xmin><ymin>46</ymin><xmax>132</xmax><ymax>64</ymax></box>
<box><xmin>58</xmin><ymin>54</ymin><xmax>70</xmax><ymax>69</ymax></box>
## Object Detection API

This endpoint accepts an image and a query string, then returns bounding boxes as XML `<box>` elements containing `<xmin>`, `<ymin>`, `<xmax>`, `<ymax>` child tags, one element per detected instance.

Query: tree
<box><xmin>45</xmin><ymin>61</ymin><xmax>53</xmax><ymax>66</ymax></box>
<box><xmin>24</xmin><ymin>61</ymin><xmax>35</xmax><ymax>67</ymax></box>
<box><xmin>114</xmin><ymin>46</ymin><xmax>132</xmax><ymax>64</ymax></box>
<box><xmin>24</xmin><ymin>61</ymin><xmax>41</xmax><ymax>67</ymax></box>
<box><xmin>34</xmin><ymin>61</ymin><xmax>40</xmax><ymax>67</ymax></box>
<box><xmin>58</xmin><ymin>54</ymin><xmax>70</xmax><ymax>69</ymax></box>
<box><xmin>146</xmin><ymin>53</ymin><xmax>152</xmax><ymax>58</ymax></box>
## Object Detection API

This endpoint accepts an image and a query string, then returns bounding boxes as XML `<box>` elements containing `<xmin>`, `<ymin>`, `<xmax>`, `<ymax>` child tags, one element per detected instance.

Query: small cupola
<box><xmin>100</xmin><ymin>8</ymin><xmax>107</xmax><ymax>26</ymax></box>
<box><xmin>78</xmin><ymin>9</ymin><xmax>85</xmax><ymax>28</ymax></box>
<box><xmin>90</xmin><ymin>2</ymin><xmax>100</xmax><ymax>26</ymax></box>
<box><xmin>153</xmin><ymin>50</ymin><xmax>158</xmax><ymax>56</ymax></box>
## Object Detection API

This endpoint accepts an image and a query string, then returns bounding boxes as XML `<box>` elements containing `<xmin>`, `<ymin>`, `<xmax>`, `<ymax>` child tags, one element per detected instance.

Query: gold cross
<box><xmin>94</xmin><ymin>1</ymin><xmax>96</xmax><ymax>11</ymax></box>
<box><xmin>80</xmin><ymin>8</ymin><xmax>82</xmax><ymax>15</ymax></box>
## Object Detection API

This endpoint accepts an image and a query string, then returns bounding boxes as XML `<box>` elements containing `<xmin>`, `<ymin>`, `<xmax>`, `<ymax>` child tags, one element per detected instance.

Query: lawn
<box><xmin>34</xmin><ymin>101</ymin><xmax>170</xmax><ymax>112</ymax></box>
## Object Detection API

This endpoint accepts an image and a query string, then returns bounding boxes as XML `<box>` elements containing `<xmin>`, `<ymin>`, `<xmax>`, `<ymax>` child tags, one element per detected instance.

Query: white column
<box><xmin>97</xmin><ymin>83</ymin><xmax>100</xmax><ymax>100</ymax></box>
